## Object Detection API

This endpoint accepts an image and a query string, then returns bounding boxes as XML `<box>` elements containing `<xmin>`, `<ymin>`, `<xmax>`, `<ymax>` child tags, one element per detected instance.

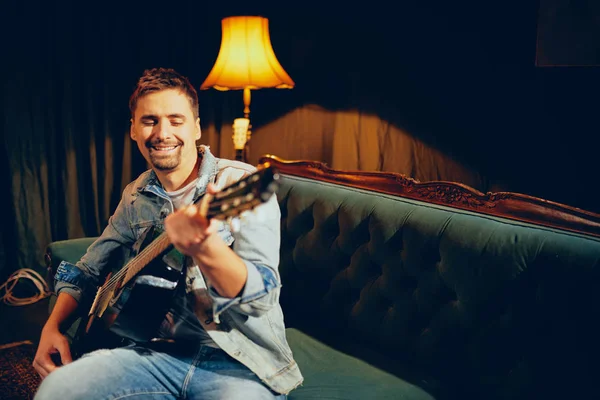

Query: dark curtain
<box><xmin>536</xmin><ymin>0</ymin><xmax>600</xmax><ymax>66</ymax></box>
<box><xmin>0</xmin><ymin>2</ymin><xmax>236</xmax><ymax>278</ymax></box>
<box><xmin>3</xmin><ymin>5</ymin><xmax>131</xmax><ymax>278</ymax></box>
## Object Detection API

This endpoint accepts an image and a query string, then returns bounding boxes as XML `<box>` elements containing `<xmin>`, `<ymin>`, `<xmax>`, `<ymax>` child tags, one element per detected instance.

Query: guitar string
<box><xmin>94</xmin><ymin>233</ymin><xmax>170</xmax><ymax>300</ymax></box>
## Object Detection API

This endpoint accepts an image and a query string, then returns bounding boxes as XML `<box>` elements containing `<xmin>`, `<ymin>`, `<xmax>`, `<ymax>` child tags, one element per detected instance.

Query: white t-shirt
<box><xmin>158</xmin><ymin>178</ymin><xmax>219</xmax><ymax>348</ymax></box>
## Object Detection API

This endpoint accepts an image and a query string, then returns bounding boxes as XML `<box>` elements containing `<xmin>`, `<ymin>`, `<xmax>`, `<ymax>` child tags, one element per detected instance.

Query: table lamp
<box><xmin>200</xmin><ymin>15</ymin><xmax>295</xmax><ymax>162</ymax></box>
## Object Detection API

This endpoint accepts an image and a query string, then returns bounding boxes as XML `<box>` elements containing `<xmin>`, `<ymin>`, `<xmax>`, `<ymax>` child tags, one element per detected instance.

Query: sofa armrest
<box><xmin>43</xmin><ymin>237</ymin><xmax>98</xmax><ymax>341</ymax></box>
<box><xmin>44</xmin><ymin>237</ymin><xmax>98</xmax><ymax>291</ymax></box>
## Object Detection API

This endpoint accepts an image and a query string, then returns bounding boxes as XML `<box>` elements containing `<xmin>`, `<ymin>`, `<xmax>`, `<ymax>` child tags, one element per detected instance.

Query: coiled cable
<box><xmin>0</xmin><ymin>268</ymin><xmax>51</xmax><ymax>306</ymax></box>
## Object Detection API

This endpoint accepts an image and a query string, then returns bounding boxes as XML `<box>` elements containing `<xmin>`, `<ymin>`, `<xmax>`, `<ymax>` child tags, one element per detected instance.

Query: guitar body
<box><xmin>72</xmin><ymin>226</ymin><xmax>184</xmax><ymax>357</ymax></box>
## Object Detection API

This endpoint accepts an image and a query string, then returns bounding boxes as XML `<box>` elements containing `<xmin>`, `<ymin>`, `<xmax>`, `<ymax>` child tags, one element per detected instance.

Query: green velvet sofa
<box><xmin>45</xmin><ymin>155</ymin><xmax>600</xmax><ymax>400</ymax></box>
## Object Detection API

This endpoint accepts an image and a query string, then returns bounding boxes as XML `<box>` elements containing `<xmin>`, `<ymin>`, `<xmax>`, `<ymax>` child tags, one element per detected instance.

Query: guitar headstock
<box><xmin>205</xmin><ymin>162</ymin><xmax>280</xmax><ymax>220</ymax></box>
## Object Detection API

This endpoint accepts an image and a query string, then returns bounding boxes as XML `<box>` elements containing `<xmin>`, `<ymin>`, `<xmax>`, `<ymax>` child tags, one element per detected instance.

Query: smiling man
<box><xmin>131</xmin><ymin>85</ymin><xmax>200</xmax><ymax>181</ymax></box>
<box><xmin>33</xmin><ymin>68</ymin><xmax>303</xmax><ymax>399</ymax></box>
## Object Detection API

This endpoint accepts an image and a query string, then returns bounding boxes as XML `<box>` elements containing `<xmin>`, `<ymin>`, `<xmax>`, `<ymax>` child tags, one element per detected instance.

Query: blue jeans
<box><xmin>35</xmin><ymin>344</ymin><xmax>286</xmax><ymax>399</ymax></box>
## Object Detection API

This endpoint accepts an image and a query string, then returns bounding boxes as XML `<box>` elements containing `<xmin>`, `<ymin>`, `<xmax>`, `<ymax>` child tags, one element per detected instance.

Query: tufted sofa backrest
<box><xmin>275</xmin><ymin>173</ymin><xmax>600</xmax><ymax>399</ymax></box>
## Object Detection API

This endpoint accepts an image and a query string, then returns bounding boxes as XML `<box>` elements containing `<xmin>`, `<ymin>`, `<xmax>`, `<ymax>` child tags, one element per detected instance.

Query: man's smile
<box><xmin>148</xmin><ymin>143</ymin><xmax>181</xmax><ymax>153</ymax></box>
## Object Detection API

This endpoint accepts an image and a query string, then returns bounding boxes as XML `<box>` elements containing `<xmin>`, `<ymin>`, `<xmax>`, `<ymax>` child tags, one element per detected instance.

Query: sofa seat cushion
<box><xmin>286</xmin><ymin>328</ymin><xmax>435</xmax><ymax>400</ymax></box>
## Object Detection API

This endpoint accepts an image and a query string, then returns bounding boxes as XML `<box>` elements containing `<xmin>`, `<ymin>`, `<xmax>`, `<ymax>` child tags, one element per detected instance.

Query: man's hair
<box><xmin>129</xmin><ymin>67</ymin><xmax>199</xmax><ymax>120</ymax></box>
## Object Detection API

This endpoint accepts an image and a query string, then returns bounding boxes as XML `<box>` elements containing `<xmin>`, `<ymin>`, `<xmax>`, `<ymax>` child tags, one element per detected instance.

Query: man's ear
<box><xmin>130</xmin><ymin>119</ymin><xmax>136</xmax><ymax>140</ymax></box>
<box><xmin>195</xmin><ymin>117</ymin><xmax>201</xmax><ymax>140</ymax></box>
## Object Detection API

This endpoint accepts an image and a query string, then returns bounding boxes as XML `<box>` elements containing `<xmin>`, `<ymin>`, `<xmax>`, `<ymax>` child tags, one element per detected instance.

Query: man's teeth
<box><xmin>153</xmin><ymin>146</ymin><xmax>177</xmax><ymax>150</ymax></box>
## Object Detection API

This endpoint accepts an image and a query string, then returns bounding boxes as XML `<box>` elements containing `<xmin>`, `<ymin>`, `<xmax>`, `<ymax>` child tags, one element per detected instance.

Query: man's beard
<box><xmin>146</xmin><ymin>141</ymin><xmax>183</xmax><ymax>171</ymax></box>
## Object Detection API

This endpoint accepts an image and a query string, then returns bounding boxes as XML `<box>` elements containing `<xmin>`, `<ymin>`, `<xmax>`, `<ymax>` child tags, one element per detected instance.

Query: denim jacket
<box><xmin>54</xmin><ymin>146</ymin><xmax>303</xmax><ymax>395</ymax></box>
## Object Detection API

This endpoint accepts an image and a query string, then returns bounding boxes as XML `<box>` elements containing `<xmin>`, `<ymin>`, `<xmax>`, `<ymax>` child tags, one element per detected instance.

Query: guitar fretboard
<box><xmin>123</xmin><ymin>233</ymin><xmax>171</xmax><ymax>285</ymax></box>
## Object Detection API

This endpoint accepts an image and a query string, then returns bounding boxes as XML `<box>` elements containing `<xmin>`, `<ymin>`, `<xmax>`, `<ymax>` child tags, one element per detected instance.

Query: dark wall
<box><xmin>536</xmin><ymin>0</ymin><xmax>600</xmax><ymax>66</ymax></box>
<box><xmin>265</xmin><ymin>2</ymin><xmax>600</xmax><ymax>213</ymax></box>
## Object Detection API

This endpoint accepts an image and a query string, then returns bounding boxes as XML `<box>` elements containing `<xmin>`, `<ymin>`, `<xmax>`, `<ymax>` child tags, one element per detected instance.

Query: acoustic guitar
<box><xmin>70</xmin><ymin>162</ymin><xmax>279</xmax><ymax>357</ymax></box>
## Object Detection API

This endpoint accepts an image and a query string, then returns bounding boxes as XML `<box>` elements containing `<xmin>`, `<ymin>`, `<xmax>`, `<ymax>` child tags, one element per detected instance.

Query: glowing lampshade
<box><xmin>200</xmin><ymin>16</ymin><xmax>295</xmax><ymax>91</ymax></box>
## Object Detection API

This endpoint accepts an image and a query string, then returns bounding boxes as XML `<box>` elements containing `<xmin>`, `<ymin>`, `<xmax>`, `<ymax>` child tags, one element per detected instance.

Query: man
<box><xmin>33</xmin><ymin>68</ymin><xmax>303</xmax><ymax>399</ymax></box>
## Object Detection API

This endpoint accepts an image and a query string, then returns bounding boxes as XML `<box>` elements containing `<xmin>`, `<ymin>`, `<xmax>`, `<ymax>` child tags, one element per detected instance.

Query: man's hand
<box><xmin>32</xmin><ymin>323</ymin><xmax>73</xmax><ymax>379</ymax></box>
<box><xmin>164</xmin><ymin>183</ymin><xmax>221</xmax><ymax>257</ymax></box>
<box><xmin>164</xmin><ymin>182</ymin><xmax>248</xmax><ymax>298</ymax></box>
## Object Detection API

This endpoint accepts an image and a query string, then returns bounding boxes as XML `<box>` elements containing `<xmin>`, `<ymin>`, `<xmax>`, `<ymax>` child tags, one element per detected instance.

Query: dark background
<box><xmin>1</xmin><ymin>0</ymin><xmax>599</xmax><ymax>276</ymax></box>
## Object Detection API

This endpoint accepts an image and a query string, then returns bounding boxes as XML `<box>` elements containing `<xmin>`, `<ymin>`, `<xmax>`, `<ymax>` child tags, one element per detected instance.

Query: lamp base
<box><xmin>235</xmin><ymin>149</ymin><xmax>244</xmax><ymax>162</ymax></box>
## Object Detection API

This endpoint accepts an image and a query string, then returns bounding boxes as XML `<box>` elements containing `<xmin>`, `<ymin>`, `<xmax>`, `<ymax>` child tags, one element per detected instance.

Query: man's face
<box><xmin>130</xmin><ymin>89</ymin><xmax>200</xmax><ymax>172</ymax></box>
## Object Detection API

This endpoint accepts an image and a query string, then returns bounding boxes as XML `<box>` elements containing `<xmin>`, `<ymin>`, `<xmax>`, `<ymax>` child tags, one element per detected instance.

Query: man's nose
<box><xmin>155</xmin><ymin>120</ymin><xmax>171</xmax><ymax>139</ymax></box>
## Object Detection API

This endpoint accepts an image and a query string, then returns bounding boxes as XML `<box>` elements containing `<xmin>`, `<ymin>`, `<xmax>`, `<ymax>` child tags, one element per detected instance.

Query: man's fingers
<box><xmin>33</xmin><ymin>354</ymin><xmax>56</xmax><ymax>379</ymax></box>
<box><xmin>183</xmin><ymin>204</ymin><xmax>206</xmax><ymax>221</ymax></box>
<box><xmin>182</xmin><ymin>204</ymin><xmax>212</xmax><ymax>229</ymax></box>
<box><xmin>206</xmin><ymin>182</ymin><xmax>219</xmax><ymax>195</ymax></box>
<box><xmin>184</xmin><ymin>204</ymin><xmax>198</xmax><ymax>217</ymax></box>
<box><xmin>32</xmin><ymin>359</ymin><xmax>46</xmax><ymax>378</ymax></box>
<box><xmin>33</xmin><ymin>365</ymin><xmax>47</xmax><ymax>379</ymax></box>
<box><xmin>56</xmin><ymin>340</ymin><xmax>73</xmax><ymax>365</ymax></box>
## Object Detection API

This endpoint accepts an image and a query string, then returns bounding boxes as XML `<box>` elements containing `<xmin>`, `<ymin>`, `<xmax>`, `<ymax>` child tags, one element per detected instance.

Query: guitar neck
<box><xmin>123</xmin><ymin>233</ymin><xmax>171</xmax><ymax>285</ymax></box>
